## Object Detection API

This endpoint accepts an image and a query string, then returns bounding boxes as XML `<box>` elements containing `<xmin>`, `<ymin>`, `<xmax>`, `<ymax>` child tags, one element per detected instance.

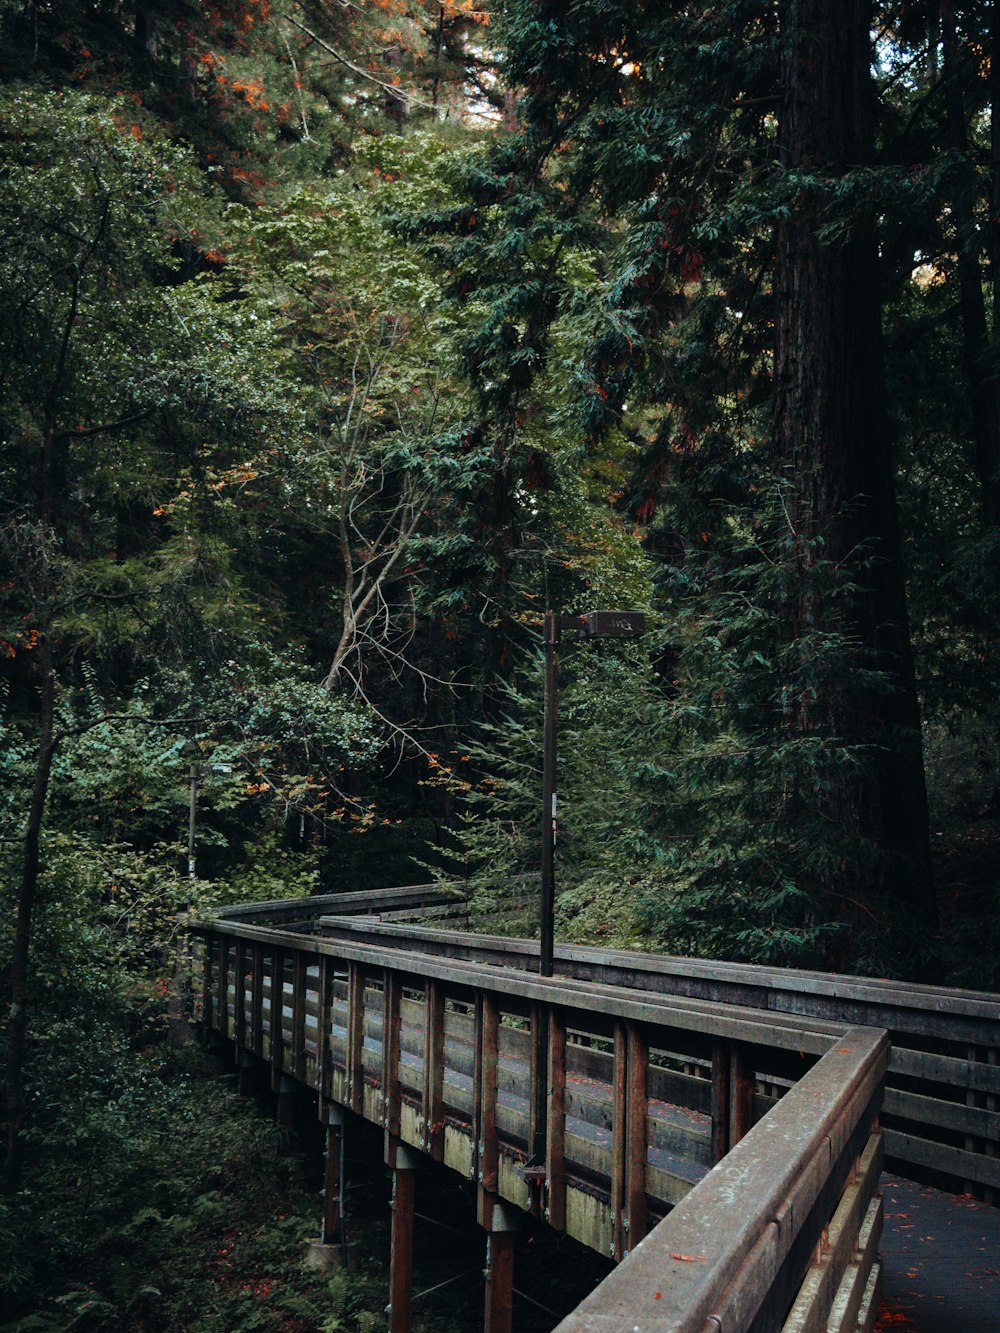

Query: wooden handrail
<box><xmin>311</xmin><ymin>913</ymin><xmax>999</xmax><ymax>1201</ymax></box>
<box><xmin>553</xmin><ymin>1026</ymin><xmax>888</xmax><ymax>1332</ymax></box>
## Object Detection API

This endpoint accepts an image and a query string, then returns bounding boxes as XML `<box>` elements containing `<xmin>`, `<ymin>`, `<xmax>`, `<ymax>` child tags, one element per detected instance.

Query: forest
<box><xmin>1</xmin><ymin>2</ymin><xmax>999</xmax><ymax>1329</ymax></box>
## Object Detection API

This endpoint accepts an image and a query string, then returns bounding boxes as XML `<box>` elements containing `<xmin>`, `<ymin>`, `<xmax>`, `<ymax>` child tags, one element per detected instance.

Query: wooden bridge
<box><xmin>190</xmin><ymin>886</ymin><xmax>999</xmax><ymax>1333</ymax></box>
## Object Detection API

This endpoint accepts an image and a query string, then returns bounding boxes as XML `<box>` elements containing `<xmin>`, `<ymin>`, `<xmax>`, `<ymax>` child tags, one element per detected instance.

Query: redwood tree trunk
<box><xmin>773</xmin><ymin>0</ymin><xmax>937</xmax><ymax>939</ymax></box>
<box><xmin>942</xmin><ymin>3</ymin><xmax>1000</xmax><ymax>527</ymax></box>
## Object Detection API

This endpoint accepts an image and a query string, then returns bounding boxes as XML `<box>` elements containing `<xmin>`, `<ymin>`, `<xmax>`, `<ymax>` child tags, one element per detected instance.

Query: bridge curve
<box><xmin>191</xmin><ymin>886</ymin><xmax>999</xmax><ymax>1332</ymax></box>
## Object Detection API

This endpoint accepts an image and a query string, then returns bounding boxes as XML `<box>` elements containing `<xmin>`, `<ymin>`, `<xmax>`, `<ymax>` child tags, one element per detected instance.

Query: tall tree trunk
<box><xmin>773</xmin><ymin>1</ymin><xmax>937</xmax><ymax>943</ymax></box>
<box><xmin>942</xmin><ymin>3</ymin><xmax>1000</xmax><ymax>526</ymax></box>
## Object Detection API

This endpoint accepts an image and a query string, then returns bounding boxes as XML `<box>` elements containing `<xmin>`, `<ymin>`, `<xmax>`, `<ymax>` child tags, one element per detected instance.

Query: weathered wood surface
<box><xmin>551</xmin><ymin>1029</ymin><xmax>887</xmax><ymax>1333</ymax></box>
<box><xmin>310</xmin><ymin>913</ymin><xmax>1000</xmax><ymax>1202</ymax></box>
<box><xmin>191</xmin><ymin>909</ymin><xmax>890</xmax><ymax>1333</ymax></box>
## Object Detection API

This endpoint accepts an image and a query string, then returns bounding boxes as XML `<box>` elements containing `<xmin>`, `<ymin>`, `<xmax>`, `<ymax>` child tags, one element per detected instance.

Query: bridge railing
<box><xmin>190</xmin><ymin>910</ymin><xmax>888</xmax><ymax>1332</ymax></box>
<box><xmin>306</xmin><ymin>911</ymin><xmax>1000</xmax><ymax>1206</ymax></box>
<box><xmin>554</xmin><ymin>1025</ymin><xmax>887</xmax><ymax>1333</ymax></box>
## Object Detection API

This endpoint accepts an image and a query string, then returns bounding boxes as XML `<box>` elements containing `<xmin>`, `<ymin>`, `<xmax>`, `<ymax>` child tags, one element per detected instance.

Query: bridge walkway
<box><xmin>190</xmin><ymin>886</ymin><xmax>999</xmax><ymax>1333</ymax></box>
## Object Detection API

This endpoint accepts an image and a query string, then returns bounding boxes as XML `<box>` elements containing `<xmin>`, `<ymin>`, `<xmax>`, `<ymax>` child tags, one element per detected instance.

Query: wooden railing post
<box><xmin>346</xmin><ymin>962</ymin><xmax>365</xmax><ymax>1115</ymax></box>
<box><xmin>234</xmin><ymin>941</ymin><xmax>250</xmax><ymax>1059</ymax></box>
<box><xmin>421</xmin><ymin>979</ymin><xmax>445</xmax><ymax>1160</ymax></box>
<box><xmin>545</xmin><ymin>1006</ymin><xmax>567</xmax><ymax>1231</ymax></box>
<box><xmin>217</xmin><ymin>937</ymin><xmax>230</xmax><ymax>1039</ymax></box>
<box><xmin>625</xmin><ymin>1022</ymin><xmax>648</xmax><ymax>1250</ymax></box>
<box><xmin>471</xmin><ymin>994</ymin><xmax>484</xmax><ymax>1184</ymax></box>
<box><xmin>292</xmin><ymin>951</ymin><xmax>307</xmax><ymax>1083</ymax></box>
<box><xmin>612</xmin><ymin>1020</ymin><xmax>627</xmax><ymax>1260</ymax></box>
<box><xmin>480</xmin><ymin>994</ymin><xmax>500</xmax><ymax>1195</ymax></box>
<box><xmin>711</xmin><ymin>1038</ymin><xmax>731</xmax><ymax>1164</ymax></box>
<box><xmin>198</xmin><ymin>932</ymin><xmax>213</xmax><ymax>1029</ymax></box>
<box><xmin>382</xmin><ymin>969</ymin><xmax>402</xmax><ymax>1139</ymax></box>
<box><xmin>316</xmin><ymin>955</ymin><xmax>330</xmax><ymax>1099</ymax></box>
<box><xmin>251</xmin><ymin>944</ymin><xmax>264</xmax><ymax>1059</ymax></box>
<box><xmin>270</xmin><ymin>947</ymin><xmax>285</xmax><ymax>1092</ymax></box>
<box><xmin>731</xmin><ymin>1041</ymin><xmax>754</xmax><ymax>1148</ymax></box>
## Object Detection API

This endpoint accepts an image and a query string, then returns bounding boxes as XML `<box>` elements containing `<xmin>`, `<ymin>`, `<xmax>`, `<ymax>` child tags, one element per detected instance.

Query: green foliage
<box><xmin>0</xmin><ymin>1047</ymin><xmax>386</xmax><ymax>1333</ymax></box>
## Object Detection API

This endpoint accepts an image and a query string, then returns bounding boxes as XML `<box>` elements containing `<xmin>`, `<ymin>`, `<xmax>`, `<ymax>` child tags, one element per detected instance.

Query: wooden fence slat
<box><xmin>883</xmin><ymin>1127</ymin><xmax>1000</xmax><ymax>1191</ymax></box>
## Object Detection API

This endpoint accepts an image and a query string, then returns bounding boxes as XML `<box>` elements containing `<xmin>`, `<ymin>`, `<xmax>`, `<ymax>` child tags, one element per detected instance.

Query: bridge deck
<box><xmin>879</xmin><ymin>1174</ymin><xmax>1000</xmax><ymax>1332</ymax></box>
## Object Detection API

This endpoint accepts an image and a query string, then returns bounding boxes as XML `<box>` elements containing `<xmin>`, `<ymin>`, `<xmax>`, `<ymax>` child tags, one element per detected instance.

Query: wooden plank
<box><xmin>883</xmin><ymin>1084</ymin><xmax>1000</xmax><ymax>1141</ymax></box>
<box><xmin>782</xmin><ymin>1134</ymin><xmax>883</xmax><ymax>1333</ymax></box>
<box><xmin>826</xmin><ymin>1194</ymin><xmax>882</xmax><ymax>1333</ymax></box>
<box><xmin>888</xmin><ymin>1045</ymin><xmax>1000</xmax><ymax>1095</ymax></box>
<box><xmin>546</xmin><ymin>1006</ymin><xmax>567</xmax><ymax>1231</ymax></box>
<box><xmin>884</xmin><ymin>1127</ymin><xmax>1000</xmax><ymax>1190</ymax></box>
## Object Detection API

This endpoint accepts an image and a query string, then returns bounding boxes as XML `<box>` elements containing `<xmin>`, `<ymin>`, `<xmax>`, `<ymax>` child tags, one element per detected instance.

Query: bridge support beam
<box><xmin>277</xmin><ymin>1073</ymin><xmax>298</xmax><ymax>1136</ymax></box>
<box><xmin>237</xmin><ymin>1049</ymin><xmax>261</xmax><ymax>1098</ymax></box>
<box><xmin>386</xmin><ymin>1139</ymin><xmax>421</xmax><ymax>1333</ymax></box>
<box><xmin>479</xmin><ymin>1193</ymin><xmax>519</xmax><ymax>1333</ymax></box>
<box><xmin>322</xmin><ymin>1103</ymin><xmax>346</xmax><ymax>1247</ymax></box>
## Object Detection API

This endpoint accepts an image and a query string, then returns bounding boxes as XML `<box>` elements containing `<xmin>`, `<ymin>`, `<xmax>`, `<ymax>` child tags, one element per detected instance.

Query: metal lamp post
<box><xmin>539</xmin><ymin>609</ymin><xmax>646</xmax><ymax>977</ymax></box>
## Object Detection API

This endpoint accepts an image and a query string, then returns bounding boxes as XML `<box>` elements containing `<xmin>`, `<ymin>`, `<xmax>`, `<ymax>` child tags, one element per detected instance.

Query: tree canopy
<box><xmin>2</xmin><ymin>2</ymin><xmax>1000</xmax><ymax>1322</ymax></box>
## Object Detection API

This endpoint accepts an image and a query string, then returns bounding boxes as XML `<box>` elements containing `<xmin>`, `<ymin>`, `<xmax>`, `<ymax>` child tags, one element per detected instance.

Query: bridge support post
<box><xmin>386</xmin><ymin>1139</ymin><xmax>421</xmax><ymax>1333</ymax></box>
<box><xmin>321</xmin><ymin>1103</ymin><xmax>346</xmax><ymax>1247</ymax></box>
<box><xmin>712</xmin><ymin>1040</ymin><xmax>754</xmax><ymax>1159</ymax></box>
<box><xmin>479</xmin><ymin>1194</ymin><xmax>518</xmax><ymax>1333</ymax></box>
<box><xmin>238</xmin><ymin>1049</ymin><xmax>261</xmax><ymax>1098</ymax></box>
<box><xmin>277</xmin><ymin>1073</ymin><xmax>298</xmax><ymax>1136</ymax></box>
